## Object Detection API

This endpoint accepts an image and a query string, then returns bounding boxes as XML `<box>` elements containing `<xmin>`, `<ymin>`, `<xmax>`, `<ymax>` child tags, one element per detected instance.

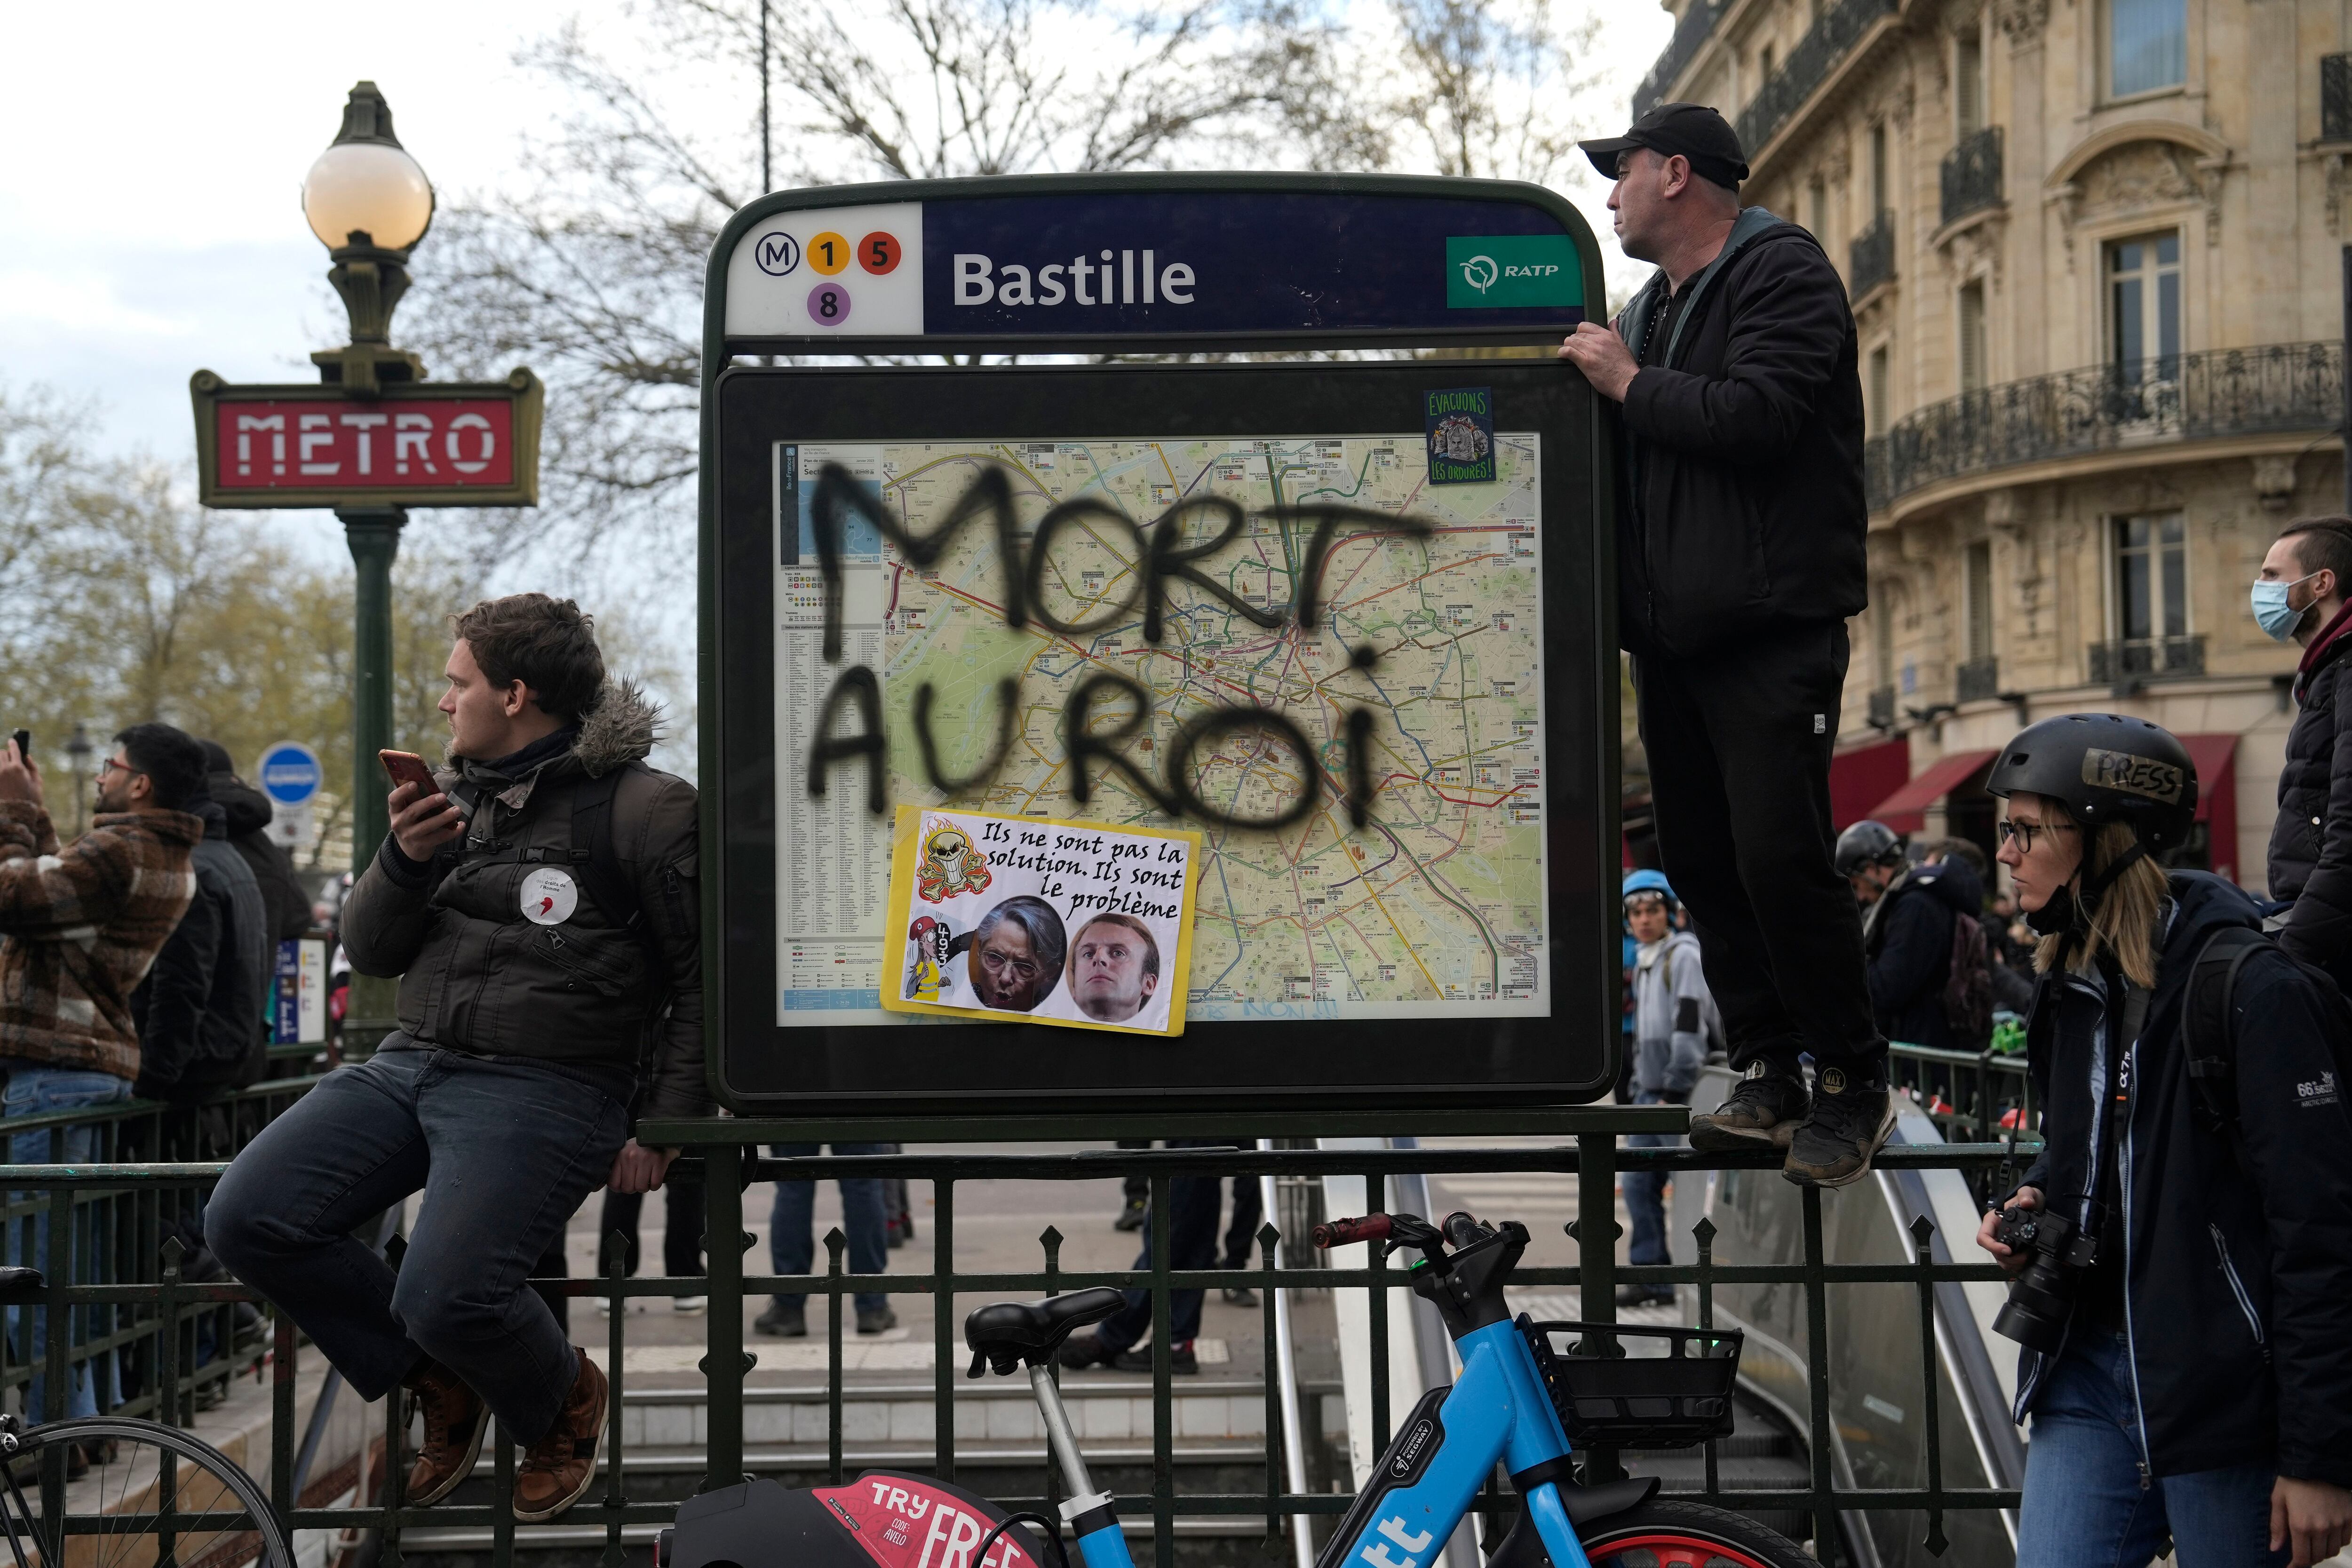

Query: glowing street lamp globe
<box><xmin>303</xmin><ymin>138</ymin><xmax>433</xmax><ymax>253</ymax></box>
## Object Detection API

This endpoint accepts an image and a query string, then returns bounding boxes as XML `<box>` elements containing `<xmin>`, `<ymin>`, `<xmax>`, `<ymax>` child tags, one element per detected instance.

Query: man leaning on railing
<box><xmin>0</xmin><ymin>724</ymin><xmax>209</xmax><ymax>1422</ymax></box>
<box><xmin>206</xmin><ymin>593</ymin><xmax>712</xmax><ymax>1526</ymax></box>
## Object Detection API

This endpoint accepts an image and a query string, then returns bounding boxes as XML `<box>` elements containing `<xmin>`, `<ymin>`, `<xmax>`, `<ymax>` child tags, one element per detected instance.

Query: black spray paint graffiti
<box><xmin>802</xmin><ymin>461</ymin><xmax>1431</xmax><ymax>830</ymax></box>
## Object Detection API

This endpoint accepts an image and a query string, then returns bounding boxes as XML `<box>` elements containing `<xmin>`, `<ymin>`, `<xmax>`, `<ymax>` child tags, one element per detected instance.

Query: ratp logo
<box><xmin>1458</xmin><ymin>255</ymin><xmax>1498</xmax><ymax>294</ymax></box>
<box><xmin>1445</xmin><ymin>234</ymin><xmax>1581</xmax><ymax>310</ymax></box>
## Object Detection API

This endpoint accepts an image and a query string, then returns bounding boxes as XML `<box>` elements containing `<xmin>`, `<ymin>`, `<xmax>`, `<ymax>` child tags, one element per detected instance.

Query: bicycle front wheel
<box><xmin>1579</xmin><ymin>1498</ymin><xmax>1820</xmax><ymax>1568</ymax></box>
<box><xmin>1</xmin><ymin>1416</ymin><xmax>293</xmax><ymax>1568</ymax></box>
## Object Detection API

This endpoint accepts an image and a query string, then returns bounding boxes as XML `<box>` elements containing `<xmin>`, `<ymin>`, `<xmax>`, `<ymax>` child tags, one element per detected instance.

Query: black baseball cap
<box><xmin>1580</xmin><ymin>102</ymin><xmax>1749</xmax><ymax>189</ymax></box>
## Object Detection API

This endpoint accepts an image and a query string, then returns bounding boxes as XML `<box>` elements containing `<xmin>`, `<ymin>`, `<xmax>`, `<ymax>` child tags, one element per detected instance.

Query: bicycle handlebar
<box><xmin>1312</xmin><ymin>1214</ymin><xmax>1392</xmax><ymax>1249</ymax></box>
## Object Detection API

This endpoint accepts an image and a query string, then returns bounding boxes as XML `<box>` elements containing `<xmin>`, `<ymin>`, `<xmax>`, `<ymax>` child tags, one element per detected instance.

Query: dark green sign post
<box><xmin>695</xmin><ymin>173</ymin><xmax>1622</xmax><ymax>1118</ymax></box>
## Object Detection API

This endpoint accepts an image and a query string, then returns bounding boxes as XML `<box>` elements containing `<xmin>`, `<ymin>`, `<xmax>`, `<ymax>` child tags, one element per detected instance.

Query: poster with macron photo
<box><xmin>880</xmin><ymin>805</ymin><xmax>1200</xmax><ymax>1036</ymax></box>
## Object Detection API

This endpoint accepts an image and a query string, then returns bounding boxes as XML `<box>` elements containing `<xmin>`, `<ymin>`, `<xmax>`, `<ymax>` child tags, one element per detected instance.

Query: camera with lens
<box><xmin>1990</xmin><ymin>1203</ymin><xmax>2099</xmax><ymax>1354</ymax></box>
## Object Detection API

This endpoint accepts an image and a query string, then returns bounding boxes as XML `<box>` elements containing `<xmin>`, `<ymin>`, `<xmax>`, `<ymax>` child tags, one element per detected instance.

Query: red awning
<box><xmin>1829</xmin><ymin>737</ymin><xmax>1911</xmax><ymax>831</ymax></box>
<box><xmin>1867</xmin><ymin>748</ymin><xmax>2000</xmax><ymax>836</ymax></box>
<box><xmin>2179</xmin><ymin>733</ymin><xmax>2238</xmax><ymax>825</ymax></box>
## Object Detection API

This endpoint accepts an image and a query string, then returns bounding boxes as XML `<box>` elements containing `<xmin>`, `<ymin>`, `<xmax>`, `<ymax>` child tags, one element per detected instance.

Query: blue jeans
<box><xmin>768</xmin><ymin>1144</ymin><xmax>889</xmax><ymax>1315</ymax></box>
<box><xmin>1621</xmin><ymin>1090</ymin><xmax>1681</xmax><ymax>1274</ymax></box>
<box><xmin>6</xmin><ymin>1066</ymin><xmax>133</xmax><ymax>1421</ymax></box>
<box><xmin>206</xmin><ymin>1041</ymin><xmax>629</xmax><ymax>1445</ymax></box>
<box><xmin>2018</xmin><ymin>1328</ymin><xmax>2288</xmax><ymax>1568</ymax></box>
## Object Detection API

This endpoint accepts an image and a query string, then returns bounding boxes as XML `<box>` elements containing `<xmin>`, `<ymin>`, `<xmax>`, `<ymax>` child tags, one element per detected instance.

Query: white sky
<box><xmin>1</xmin><ymin>0</ymin><xmax>1672</xmax><ymax>599</ymax></box>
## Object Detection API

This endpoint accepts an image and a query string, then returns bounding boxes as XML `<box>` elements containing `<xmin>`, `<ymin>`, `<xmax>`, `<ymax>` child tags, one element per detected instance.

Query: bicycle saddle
<box><xmin>0</xmin><ymin>1268</ymin><xmax>43</xmax><ymax>1302</ymax></box>
<box><xmin>964</xmin><ymin>1286</ymin><xmax>1124</xmax><ymax>1376</ymax></box>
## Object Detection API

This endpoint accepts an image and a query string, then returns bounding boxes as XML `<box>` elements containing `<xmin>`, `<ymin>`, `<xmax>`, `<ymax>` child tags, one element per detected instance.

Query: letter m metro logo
<box><xmin>1445</xmin><ymin>235</ymin><xmax>1581</xmax><ymax>310</ymax></box>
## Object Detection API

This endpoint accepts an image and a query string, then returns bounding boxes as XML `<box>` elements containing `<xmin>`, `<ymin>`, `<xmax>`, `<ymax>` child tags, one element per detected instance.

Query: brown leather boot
<box><xmin>512</xmin><ymin>1352</ymin><xmax>606</xmax><ymax>1523</ymax></box>
<box><xmin>402</xmin><ymin>1361</ymin><xmax>489</xmax><ymax>1507</ymax></box>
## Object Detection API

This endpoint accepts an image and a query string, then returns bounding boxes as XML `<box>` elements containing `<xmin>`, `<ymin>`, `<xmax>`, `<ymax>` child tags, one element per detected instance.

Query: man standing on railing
<box><xmin>208</xmin><ymin>594</ymin><xmax>709</xmax><ymax>1527</ymax></box>
<box><xmin>0</xmin><ymin>724</ymin><xmax>209</xmax><ymax>1421</ymax></box>
<box><xmin>1560</xmin><ymin>103</ymin><xmax>1887</xmax><ymax>1188</ymax></box>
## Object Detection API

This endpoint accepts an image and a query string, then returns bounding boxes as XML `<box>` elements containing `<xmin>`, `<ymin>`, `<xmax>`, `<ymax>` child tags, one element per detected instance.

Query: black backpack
<box><xmin>1943</xmin><ymin>909</ymin><xmax>1994</xmax><ymax>1047</ymax></box>
<box><xmin>2181</xmin><ymin>925</ymin><xmax>2352</xmax><ymax>1141</ymax></box>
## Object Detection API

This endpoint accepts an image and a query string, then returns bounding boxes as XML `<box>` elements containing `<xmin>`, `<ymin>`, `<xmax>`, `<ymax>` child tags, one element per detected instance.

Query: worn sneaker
<box><xmin>1112</xmin><ymin>1195</ymin><xmax>1147</xmax><ymax>1233</ymax></box>
<box><xmin>1614</xmin><ymin>1282</ymin><xmax>1675</xmax><ymax>1307</ymax></box>
<box><xmin>1056</xmin><ymin>1331</ymin><xmax>1118</xmax><ymax>1370</ymax></box>
<box><xmin>671</xmin><ymin>1295</ymin><xmax>707</xmax><ymax>1315</ymax></box>
<box><xmin>1221</xmin><ymin>1286</ymin><xmax>1258</xmax><ymax>1307</ymax></box>
<box><xmin>512</xmin><ymin>1353</ymin><xmax>606</xmax><ymax>1524</ymax></box>
<box><xmin>402</xmin><ymin>1360</ymin><xmax>489</xmax><ymax>1507</ymax></box>
<box><xmin>856</xmin><ymin>1305</ymin><xmax>899</xmax><ymax>1335</ymax></box>
<box><xmin>1687</xmin><ymin>1068</ymin><xmax>1810</xmax><ymax>1152</ymax></box>
<box><xmin>1112</xmin><ymin>1343</ymin><xmax>1199</xmax><ymax>1376</ymax></box>
<box><xmin>1782</xmin><ymin>1069</ymin><xmax>1898</xmax><ymax>1189</ymax></box>
<box><xmin>753</xmin><ymin>1300</ymin><xmax>807</xmax><ymax>1338</ymax></box>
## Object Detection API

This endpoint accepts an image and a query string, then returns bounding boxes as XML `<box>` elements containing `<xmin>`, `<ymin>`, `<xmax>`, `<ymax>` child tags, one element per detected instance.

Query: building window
<box><xmin>2114</xmin><ymin>512</ymin><xmax>2188</xmax><ymax>642</ymax></box>
<box><xmin>1955</xmin><ymin>32</ymin><xmax>1985</xmax><ymax>136</ymax></box>
<box><xmin>1958</xmin><ymin>281</ymin><xmax>1987</xmax><ymax>393</ymax></box>
<box><xmin>1965</xmin><ymin>541</ymin><xmax>1994</xmax><ymax>661</ymax></box>
<box><xmin>1809</xmin><ymin>177</ymin><xmax>1828</xmax><ymax>238</ymax></box>
<box><xmin>2109</xmin><ymin>0</ymin><xmax>2186</xmax><ymax>98</ymax></box>
<box><xmin>1869</xmin><ymin>344</ymin><xmax>1890</xmax><ymax>432</ymax></box>
<box><xmin>1870</xmin><ymin>122</ymin><xmax>1889</xmax><ymax>212</ymax></box>
<box><xmin>2107</xmin><ymin>231</ymin><xmax>2181</xmax><ymax>377</ymax></box>
<box><xmin>1759</xmin><ymin>43</ymin><xmax>1775</xmax><ymax>83</ymax></box>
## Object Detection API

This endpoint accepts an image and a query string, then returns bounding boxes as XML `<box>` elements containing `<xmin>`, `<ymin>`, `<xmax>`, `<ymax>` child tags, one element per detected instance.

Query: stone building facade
<box><xmin>1632</xmin><ymin>0</ymin><xmax>2350</xmax><ymax>887</ymax></box>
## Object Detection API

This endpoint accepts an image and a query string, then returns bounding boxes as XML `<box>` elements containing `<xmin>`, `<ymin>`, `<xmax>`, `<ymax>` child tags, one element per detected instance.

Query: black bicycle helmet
<box><xmin>1833</xmin><ymin>819</ymin><xmax>1904</xmax><ymax>877</ymax></box>
<box><xmin>1983</xmin><ymin>713</ymin><xmax>2198</xmax><ymax>852</ymax></box>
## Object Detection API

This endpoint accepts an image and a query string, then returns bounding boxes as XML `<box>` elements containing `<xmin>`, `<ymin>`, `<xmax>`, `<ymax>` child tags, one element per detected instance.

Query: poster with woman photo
<box><xmin>879</xmin><ymin>805</ymin><xmax>1200</xmax><ymax>1035</ymax></box>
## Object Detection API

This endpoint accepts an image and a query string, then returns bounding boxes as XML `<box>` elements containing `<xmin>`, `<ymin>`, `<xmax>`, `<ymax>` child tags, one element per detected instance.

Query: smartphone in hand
<box><xmin>9</xmin><ymin>730</ymin><xmax>28</xmax><ymax>766</ymax></box>
<box><xmin>378</xmin><ymin>750</ymin><xmax>444</xmax><ymax>797</ymax></box>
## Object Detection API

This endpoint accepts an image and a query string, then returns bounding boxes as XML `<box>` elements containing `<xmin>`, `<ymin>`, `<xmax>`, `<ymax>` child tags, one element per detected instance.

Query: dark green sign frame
<box><xmin>698</xmin><ymin>172</ymin><xmax>1621</xmax><ymax>1117</ymax></box>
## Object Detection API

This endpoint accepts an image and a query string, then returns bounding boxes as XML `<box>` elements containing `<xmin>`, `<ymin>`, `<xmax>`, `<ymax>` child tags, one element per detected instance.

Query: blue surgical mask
<box><xmin>2252</xmin><ymin>571</ymin><xmax>2320</xmax><ymax>641</ymax></box>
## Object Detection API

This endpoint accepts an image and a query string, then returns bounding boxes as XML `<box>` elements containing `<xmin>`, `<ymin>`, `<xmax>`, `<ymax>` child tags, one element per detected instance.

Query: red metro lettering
<box><xmin>953</xmin><ymin>250</ymin><xmax>1194</xmax><ymax>307</ymax></box>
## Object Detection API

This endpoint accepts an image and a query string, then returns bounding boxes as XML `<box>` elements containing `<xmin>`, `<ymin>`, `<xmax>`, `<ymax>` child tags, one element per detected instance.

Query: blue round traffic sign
<box><xmin>259</xmin><ymin>742</ymin><xmax>322</xmax><ymax>807</ymax></box>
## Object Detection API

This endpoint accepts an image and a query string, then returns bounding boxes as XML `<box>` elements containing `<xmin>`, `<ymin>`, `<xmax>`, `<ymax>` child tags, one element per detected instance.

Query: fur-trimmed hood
<box><xmin>574</xmin><ymin>679</ymin><xmax>663</xmax><ymax>778</ymax></box>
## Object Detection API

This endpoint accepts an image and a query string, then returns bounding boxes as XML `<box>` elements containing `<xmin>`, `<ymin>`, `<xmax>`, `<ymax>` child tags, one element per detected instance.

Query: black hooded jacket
<box><xmin>209</xmin><ymin>772</ymin><xmax>313</xmax><ymax>943</ymax></box>
<box><xmin>131</xmin><ymin>800</ymin><xmax>271</xmax><ymax>1102</ymax></box>
<box><xmin>1611</xmin><ymin>207</ymin><xmax>1869</xmax><ymax>661</ymax></box>
<box><xmin>1863</xmin><ymin>857</ymin><xmax>1983</xmax><ymax>1050</ymax></box>
<box><xmin>2010</xmin><ymin>872</ymin><xmax>2352</xmax><ymax>1485</ymax></box>
<box><xmin>2267</xmin><ymin>628</ymin><xmax>2352</xmax><ymax>992</ymax></box>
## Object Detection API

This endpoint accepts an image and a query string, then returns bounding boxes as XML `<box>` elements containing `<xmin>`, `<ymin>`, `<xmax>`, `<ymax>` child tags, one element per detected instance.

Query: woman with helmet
<box><xmin>1975</xmin><ymin>714</ymin><xmax>2352</xmax><ymax>1568</ymax></box>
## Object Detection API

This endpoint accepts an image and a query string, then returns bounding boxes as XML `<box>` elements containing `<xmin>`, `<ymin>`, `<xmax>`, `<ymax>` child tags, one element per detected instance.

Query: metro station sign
<box><xmin>190</xmin><ymin>367</ymin><xmax>543</xmax><ymax>509</ymax></box>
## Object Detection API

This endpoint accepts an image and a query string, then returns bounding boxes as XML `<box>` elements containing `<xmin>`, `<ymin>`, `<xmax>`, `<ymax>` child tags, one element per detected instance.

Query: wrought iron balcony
<box><xmin>1850</xmin><ymin>210</ymin><xmax>1896</xmax><ymax>300</ymax></box>
<box><xmin>1940</xmin><ymin>127</ymin><xmax>2003</xmax><ymax>227</ymax></box>
<box><xmin>1734</xmin><ymin>0</ymin><xmax>1898</xmax><ymax>159</ymax></box>
<box><xmin>1956</xmin><ymin>658</ymin><xmax>2001</xmax><ymax>704</ymax></box>
<box><xmin>1876</xmin><ymin>342</ymin><xmax>2344</xmax><ymax>507</ymax></box>
<box><xmin>1634</xmin><ymin>1</ymin><xmax>1719</xmax><ymax>117</ymax></box>
<box><xmin>2088</xmin><ymin>635</ymin><xmax>2206</xmax><ymax>690</ymax></box>
<box><xmin>2326</xmin><ymin>54</ymin><xmax>2352</xmax><ymax>142</ymax></box>
<box><xmin>1867</xmin><ymin>685</ymin><xmax>1898</xmax><ymax>729</ymax></box>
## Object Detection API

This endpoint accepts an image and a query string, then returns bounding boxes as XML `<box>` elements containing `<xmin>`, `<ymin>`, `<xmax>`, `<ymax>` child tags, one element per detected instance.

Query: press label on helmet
<box><xmin>2081</xmin><ymin>748</ymin><xmax>2185</xmax><ymax>804</ymax></box>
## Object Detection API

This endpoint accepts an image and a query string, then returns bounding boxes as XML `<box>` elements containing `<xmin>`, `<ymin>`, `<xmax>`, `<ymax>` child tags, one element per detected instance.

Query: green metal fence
<box><xmin>2</xmin><ymin>1115</ymin><xmax>2039</xmax><ymax>1568</ymax></box>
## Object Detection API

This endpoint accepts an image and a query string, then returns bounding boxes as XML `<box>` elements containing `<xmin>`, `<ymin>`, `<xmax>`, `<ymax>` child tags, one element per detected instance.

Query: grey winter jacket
<box><xmin>1630</xmin><ymin>929</ymin><xmax>1719</xmax><ymax>1098</ymax></box>
<box><xmin>339</xmin><ymin>684</ymin><xmax>711</xmax><ymax>1120</ymax></box>
<box><xmin>132</xmin><ymin>800</ymin><xmax>270</xmax><ymax>1101</ymax></box>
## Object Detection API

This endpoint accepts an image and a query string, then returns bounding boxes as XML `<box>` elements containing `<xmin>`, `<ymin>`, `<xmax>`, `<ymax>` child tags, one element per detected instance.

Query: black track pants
<box><xmin>1634</xmin><ymin>621</ymin><xmax>1885</xmax><ymax>1081</ymax></box>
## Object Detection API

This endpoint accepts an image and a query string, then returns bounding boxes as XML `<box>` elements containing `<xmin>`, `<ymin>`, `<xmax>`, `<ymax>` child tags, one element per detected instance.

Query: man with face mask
<box><xmin>2258</xmin><ymin>516</ymin><xmax>2352</xmax><ymax>992</ymax></box>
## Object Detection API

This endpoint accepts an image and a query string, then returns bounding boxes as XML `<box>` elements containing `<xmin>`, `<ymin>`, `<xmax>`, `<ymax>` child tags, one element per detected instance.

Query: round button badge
<box><xmin>521</xmin><ymin>867</ymin><xmax>579</xmax><ymax>926</ymax></box>
<box><xmin>807</xmin><ymin>282</ymin><xmax>853</xmax><ymax>326</ymax></box>
<box><xmin>807</xmin><ymin>231</ymin><xmax>850</xmax><ymax>275</ymax></box>
<box><xmin>858</xmin><ymin>232</ymin><xmax>901</xmax><ymax>274</ymax></box>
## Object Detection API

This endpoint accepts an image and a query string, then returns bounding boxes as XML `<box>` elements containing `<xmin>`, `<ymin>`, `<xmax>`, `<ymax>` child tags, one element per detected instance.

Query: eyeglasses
<box><xmin>978</xmin><ymin>950</ymin><xmax>1040</xmax><ymax>982</ymax></box>
<box><xmin>1997</xmin><ymin>819</ymin><xmax>2078</xmax><ymax>852</ymax></box>
<box><xmin>97</xmin><ymin>756</ymin><xmax>135</xmax><ymax>779</ymax></box>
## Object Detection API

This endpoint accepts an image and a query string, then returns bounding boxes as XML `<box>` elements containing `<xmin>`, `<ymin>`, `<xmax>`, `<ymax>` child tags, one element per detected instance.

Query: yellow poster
<box><xmin>879</xmin><ymin>805</ymin><xmax>1200</xmax><ymax>1036</ymax></box>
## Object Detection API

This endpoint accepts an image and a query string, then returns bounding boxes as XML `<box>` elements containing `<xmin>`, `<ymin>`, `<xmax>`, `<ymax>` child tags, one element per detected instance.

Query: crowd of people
<box><xmin>0</xmin><ymin>722</ymin><xmax>315</xmax><ymax>1423</ymax></box>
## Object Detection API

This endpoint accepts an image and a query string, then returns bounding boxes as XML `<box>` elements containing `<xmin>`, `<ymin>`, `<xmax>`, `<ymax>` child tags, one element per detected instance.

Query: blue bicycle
<box><xmin>660</xmin><ymin>1210</ymin><xmax>1817</xmax><ymax>1568</ymax></box>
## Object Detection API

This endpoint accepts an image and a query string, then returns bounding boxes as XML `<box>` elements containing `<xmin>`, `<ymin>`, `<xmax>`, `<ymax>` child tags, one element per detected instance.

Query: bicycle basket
<box><xmin>1519</xmin><ymin>1315</ymin><xmax>1742</xmax><ymax>1449</ymax></box>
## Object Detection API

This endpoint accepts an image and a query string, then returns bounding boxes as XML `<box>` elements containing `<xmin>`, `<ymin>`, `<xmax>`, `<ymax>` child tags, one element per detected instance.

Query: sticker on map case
<box><xmin>878</xmin><ymin>805</ymin><xmax>1200</xmax><ymax>1036</ymax></box>
<box><xmin>1425</xmin><ymin>386</ymin><xmax>1495</xmax><ymax>484</ymax></box>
